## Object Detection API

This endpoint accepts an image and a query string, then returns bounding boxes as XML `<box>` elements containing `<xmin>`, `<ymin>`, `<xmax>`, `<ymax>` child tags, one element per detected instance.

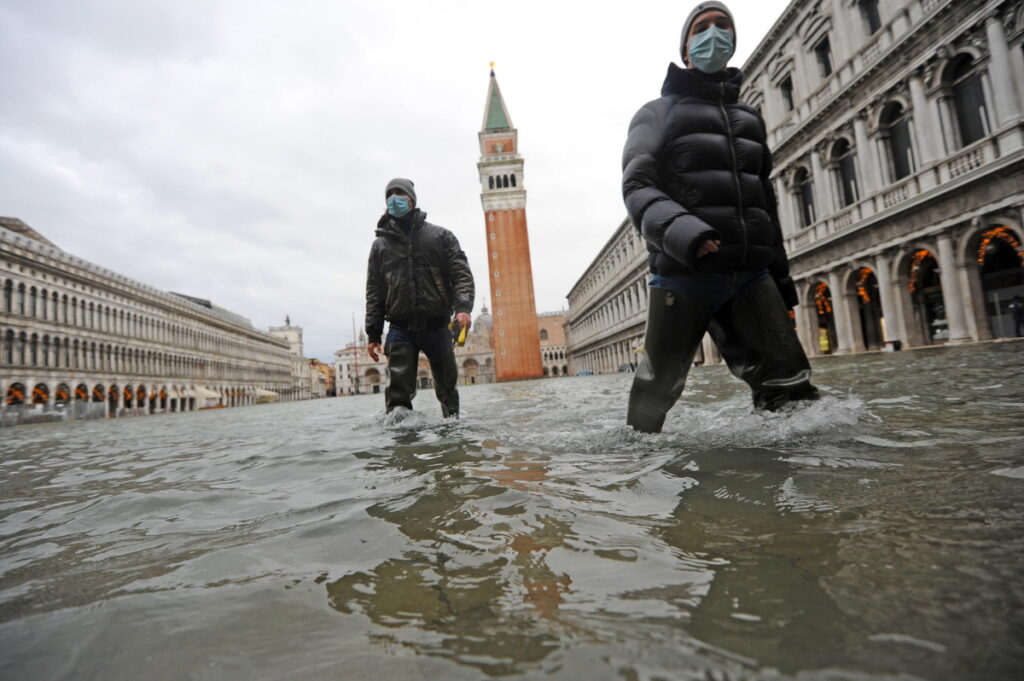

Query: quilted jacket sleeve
<box><xmin>444</xmin><ymin>231</ymin><xmax>475</xmax><ymax>316</ymax></box>
<box><xmin>621</xmin><ymin>98</ymin><xmax>720</xmax><ymax>271</ymax></box>
<box><xmin>364</xmin><ymin>241</ymin><xmax>386</xmax><ymax>344</ymax></box>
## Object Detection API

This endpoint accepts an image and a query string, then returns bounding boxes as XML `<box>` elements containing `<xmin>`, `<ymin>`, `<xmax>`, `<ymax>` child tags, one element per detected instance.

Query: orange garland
<box><xmin>856</xmin><ymin>267</ymin><xmax>874</xmax><ymax>303</ymax></box>
<box><xmin>908</xmin><ymin>249</ymin><xmax>933</xmax><ymax>293</ymax></box>
<box><xmin>815</xmin><ymin>282</ymin><xmax>833</xmax><ymax>315</ymax></box>
<box><xmin>976</xmin><ymin>226</ymin><xmax>1024</xmax><ymax>266</ymax></box>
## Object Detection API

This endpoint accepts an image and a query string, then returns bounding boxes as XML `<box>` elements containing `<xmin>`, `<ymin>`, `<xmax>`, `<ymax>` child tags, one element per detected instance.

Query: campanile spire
<box><xmin>477</xmin><ymin>66</ymin><xmax>542</xmax><ymax>381</ymax></box>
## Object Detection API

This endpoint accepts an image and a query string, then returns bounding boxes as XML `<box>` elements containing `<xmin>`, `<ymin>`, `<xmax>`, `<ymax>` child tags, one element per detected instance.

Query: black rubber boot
<box><xmin>428</xmin><ymin>345</ymin><xmax>460</xmax><ymax>418</ymax></box>
<box><xmin>708</xmin><ymin>276</ymin><xmax>819</xmax><ymax>411</ymax></box>
<box><xmin>384</xmin><ymin>342</ymin><xmax>419</xmax><ymax>412</ymax></box>
<box><xmin>627</xmin><ymin>287</ymin><xmax>713</xmax><ymax>433</ymax></box>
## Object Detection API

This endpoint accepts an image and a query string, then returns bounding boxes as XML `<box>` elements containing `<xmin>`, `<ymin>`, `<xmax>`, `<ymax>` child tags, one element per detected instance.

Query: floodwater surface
<box><xmin>2</xmin><ymin>341</ymin><xmax>1023</xmax><ymax>680</ymax></box>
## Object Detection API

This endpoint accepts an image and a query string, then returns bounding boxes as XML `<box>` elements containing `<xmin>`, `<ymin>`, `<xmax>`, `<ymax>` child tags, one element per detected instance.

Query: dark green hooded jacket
<box><xmin>365</xmin><ymin>209</ymin><xmax>475</xmax><ymax>343</ymax></box>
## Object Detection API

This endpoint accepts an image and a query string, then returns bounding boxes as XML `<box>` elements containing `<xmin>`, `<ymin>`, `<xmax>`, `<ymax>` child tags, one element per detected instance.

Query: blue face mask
<box><xmin>386</xmin><ymin>195</ymin><xmax>412</xmax><ymax>218</ymax></box>
<box><xmin>688</xmin><ymin>25</ymin><xmax>735</xmax><ymax>74</ymax></box>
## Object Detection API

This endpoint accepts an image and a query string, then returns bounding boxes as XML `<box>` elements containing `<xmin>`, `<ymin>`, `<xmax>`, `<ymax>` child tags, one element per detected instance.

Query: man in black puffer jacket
<box><xmin>623</xmin><ymin>1</ymin><xmax>819</xmax><ymax>433</ymax></box>
<box><xmin>365</xmin><ymin>178</ymin><xmax>474</xmax><ymax>418</ymax></box>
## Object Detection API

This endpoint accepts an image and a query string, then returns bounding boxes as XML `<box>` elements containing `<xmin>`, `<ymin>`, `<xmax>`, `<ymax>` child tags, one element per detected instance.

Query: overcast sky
<box><xmin>0</xmin><ymin>0</ymin><xmax>787</xmax><ymax>361</ymax></box>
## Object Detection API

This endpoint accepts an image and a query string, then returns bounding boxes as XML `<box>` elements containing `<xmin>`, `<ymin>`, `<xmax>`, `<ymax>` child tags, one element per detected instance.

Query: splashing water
<box><xmin>1</xmin><ymin>341</ymin><xmax>1023</xmax><ymax>680</ymax></box>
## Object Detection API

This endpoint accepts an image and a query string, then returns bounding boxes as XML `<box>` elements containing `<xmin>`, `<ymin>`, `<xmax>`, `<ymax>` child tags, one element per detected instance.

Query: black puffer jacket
<box><xmin>622</xmin><ymin>64</ymin><xmax>796</xmax><ymax>303</ymax></box>
<box><xmin>365</xmin><ymin>209</ymin><xmax>475</xmax><ymax>343</ymax></box>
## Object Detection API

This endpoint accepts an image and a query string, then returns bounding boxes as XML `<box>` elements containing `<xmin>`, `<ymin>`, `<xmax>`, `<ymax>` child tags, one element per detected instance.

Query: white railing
<box><xmin>785</xmin><ymin>136</ymin><xmax>1004</xmax><ymax>255</ymax></box>
<box><xmin>947</xmin><ymin>145</ymin><xmax>985</xmax><ymax>178</ymax></box>
<box><xmin>882</xmin><ymin>180</ymin><xmax>911</xmax><ymax>208</ymax></box>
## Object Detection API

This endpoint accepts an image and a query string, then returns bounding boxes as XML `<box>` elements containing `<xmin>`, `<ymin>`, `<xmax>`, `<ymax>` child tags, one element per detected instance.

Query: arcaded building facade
<box><xmin>565</xmin><ymin>222</ymin><xmax>649</xmax><ymax>375</ymax></box>
<box><xmin>746</xmin><ymin>0</ymin><xmax>1023</xmax><ymax>353</ymax></box>
<box><xmin>567</xmin><ymin>0</ymin><xmax>1023</xmax><ymax>370</ymax></box>
<box><xmin>537</xmin><ymin>311</ymin><xmax>570</xmax><ymax>377</ymax></box>
<box><xmin>1</xmin><ymin>218</ymin><xmax>292</xmax><ymax>425</ymax></box>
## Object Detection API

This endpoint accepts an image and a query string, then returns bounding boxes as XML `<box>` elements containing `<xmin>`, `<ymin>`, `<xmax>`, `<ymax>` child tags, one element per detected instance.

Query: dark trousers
<box><xmin>628</xmin><ymin>275</ymin><xmax>818</xmax><ymax>433</ymax></box>
<box><xmin>384</xmin><ymin>325</ymin><xmax>459</xmax><ymax>417</ymax></box>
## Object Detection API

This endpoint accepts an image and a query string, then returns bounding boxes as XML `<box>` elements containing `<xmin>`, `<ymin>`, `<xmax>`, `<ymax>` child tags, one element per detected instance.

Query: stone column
<box><xmin>775</xmin><ymin>176</ymin><xmax>797</xmax><ymax>236</ymax></box>
<box><xmin>985</xmin><ymin>12</ymin><xmax>1023</xmax><ymax>127</ymax></box>
<box><xmin>854</xmin><ymin>113</ymin><xmax>879</xmax><ymax>196</ymax></box>
<box><xmin>1010</xmin><ymin>28</ymin><xmax>1024</xmax><ymax>113</ymax></box>
<box><xmin>873</xmin><ymin>251</ymin><xmax>902</xmax><ymax>344</ymax></box>
<box><xmin>796</xmin><ymin>290</ymin><xmax>817</xmax><ymax>356</ymax></box>
<box><xmin>908</xmin><ymin>70</ymin><xmax>940</xmax><ymax>166</ymax></box>
<box><xmin>811</xmin><ymin>144</ymin><xmax>835</xmax><ymax>218</ymax></box>
<box><xmin>936</xmin><ymin>233</ymin><xmax>971</xmax><ymax>343</ymax></box>
<box><xmin>827</xmin><ymin>270</ymin><xmax>855</xmax><ymax>353</ymax></box>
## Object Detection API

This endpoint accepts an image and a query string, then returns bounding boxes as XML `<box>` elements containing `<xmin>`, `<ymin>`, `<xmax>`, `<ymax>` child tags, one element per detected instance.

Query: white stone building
<box><xmin>567</xmin><ymin>0</ymin><xmax>1024</xmax><ymax>369</ymax></box>
<box><xmin>565</xmin><ymin>220</ymin><xmax>649</xmax><ymax>375</ymax></box>
<box><xmin>268</xmin><ymin>320</ymin><xmax>313</xmax><ymax>400</ymax></box>
<box><xmin>334</xmin><ymin>332</ymin><xmax>388</xmax><ymax>396</ymax></box>
<box><xmin>1</xmin><ymin>218</ymin><xmax>292</xmax><ymax>426</ymax></box>
<box><xmin>748</xmin><ymin>0</ymin><xmax>1023</xmax><ymax>353</ymax></box>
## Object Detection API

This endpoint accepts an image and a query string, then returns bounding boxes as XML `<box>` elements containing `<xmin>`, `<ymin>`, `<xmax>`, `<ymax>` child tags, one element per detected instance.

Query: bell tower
<box><xmin>478</xmin><ymin>66</ymin><xmax>542</xmax><ymax>381</ymax></box>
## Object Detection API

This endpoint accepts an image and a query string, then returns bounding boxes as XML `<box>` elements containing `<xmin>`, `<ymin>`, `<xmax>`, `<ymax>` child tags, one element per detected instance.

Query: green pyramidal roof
<box><xmin>483</xmin><ymin>70</ymin><xmax>513</xmax><ymax>131</ymax></box>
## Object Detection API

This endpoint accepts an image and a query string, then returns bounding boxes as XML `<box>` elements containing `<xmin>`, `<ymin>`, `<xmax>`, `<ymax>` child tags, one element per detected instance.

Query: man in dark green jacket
<box><xmin>365</xmin><ymin>178</ymin><xmax>474</xmax><ymax>418</ymax></box>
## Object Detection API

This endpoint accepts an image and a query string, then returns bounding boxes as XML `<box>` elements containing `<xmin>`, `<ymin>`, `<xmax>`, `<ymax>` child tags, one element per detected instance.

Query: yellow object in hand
<box><xmin>449</xmin><ymin>320</ymin><xmax>468</xmax><ymax>346</ymax></box>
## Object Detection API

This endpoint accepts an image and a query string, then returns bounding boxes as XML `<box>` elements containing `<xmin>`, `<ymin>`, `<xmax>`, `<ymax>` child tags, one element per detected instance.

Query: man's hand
<box><xmin>455</xmin><ymin>312</ymin><xmax>471</xmax><ymax>331</ymax></box>
<box><xmin>368</xmin><ymin>342</ymin><xmax>382</xmax><ymax>362</ymax></box>
<box><xmin>697</xmin><ymin>239</ymin><xmax>721</xmax><ymax>258</ymax></box>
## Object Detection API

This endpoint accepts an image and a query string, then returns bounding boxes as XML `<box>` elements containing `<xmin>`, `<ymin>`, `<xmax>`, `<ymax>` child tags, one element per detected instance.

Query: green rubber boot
<box><xmin>708</xmin><ymin>277</ymin><xmax>820</xmax><ymax>411</ymax></box>
<box><xmin>627</xmin><ymin>288</ymin><xmax>713</xmax><ymax>433</ymax></box>
<box><xmin>428</xmin><ymin>345</ymin><xmax>460</xmax><ymax>418</ymax></box>
<box><xmin>384</xmin><ymin>342</ymin><xmax>418</xmax><ymax>412</ymax></box>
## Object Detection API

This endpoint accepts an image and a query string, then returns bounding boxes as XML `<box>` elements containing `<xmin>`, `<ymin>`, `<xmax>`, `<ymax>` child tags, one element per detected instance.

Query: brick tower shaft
<box><xmin>477</xmin><ymin>67</ymin><xmax>542</xmax><ymax>381</ymax></box>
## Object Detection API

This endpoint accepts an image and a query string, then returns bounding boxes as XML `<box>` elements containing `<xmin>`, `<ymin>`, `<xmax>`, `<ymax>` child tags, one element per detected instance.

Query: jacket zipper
<box><xmin>407</xmin><ymin>222</ymin><xmax>418</xmax><ymax>328</ymax></box>
<box><xmin>720</xmin><ymin>82</ymin><xmax>748</xmax><ymax>265</ymax></box>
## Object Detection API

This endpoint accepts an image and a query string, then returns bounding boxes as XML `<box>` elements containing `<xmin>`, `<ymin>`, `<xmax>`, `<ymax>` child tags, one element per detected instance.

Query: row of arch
<box><xmin>799</xmin><ymin>224</ymin><xmax>1023</xmax><ymax>355</ymax></box>
<box><xmin>569</xmin><ymin>220</ymin><xmax>1023</xmax><ymax>376</ymax></box>
<box><xmin>0</xmin><ymin>329</ymin><xmax>288</xmax><ymax>382</ymax></box>
<box><xmin>487</xmin><ymin>174</ymin><xmax>517</xmax><ymax>190</ymax></box>
<box><xmin>1</xmin><ymin>379</ymin><xmax>280</xmax><ymax>425</ymax></box>
<box><xmin>786</xmin><ymin>52</ymin><xmax>992</xmax><ymax>228</ymax></box>
<box><xmin>2</xmin><ymin>278</ymin><xmax>282</xmax><ymax>365</ymax></box>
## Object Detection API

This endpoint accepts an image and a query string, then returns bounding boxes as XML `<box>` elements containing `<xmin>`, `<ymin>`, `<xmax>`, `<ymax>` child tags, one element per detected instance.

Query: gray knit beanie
<box><xmin>385</xmin><ymin>177</ymin><xmax>416</xmax><ymax>205</ymax></box>
<box><xmin>681</xmin><ymin>1</ymin><xmax>736</xmax><ymax>63</ymax></box>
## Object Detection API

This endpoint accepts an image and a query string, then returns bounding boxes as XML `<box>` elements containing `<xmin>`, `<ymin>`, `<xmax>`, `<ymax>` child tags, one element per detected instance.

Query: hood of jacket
<box><xmin>660</xmin><ymin>63</ymin><xmax>743</xmax><ymax>101</ymax></box>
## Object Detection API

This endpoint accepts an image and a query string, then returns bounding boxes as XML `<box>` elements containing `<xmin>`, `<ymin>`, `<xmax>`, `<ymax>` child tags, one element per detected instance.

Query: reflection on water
<box><xmin>1</xmin><ymin>342</ymin><xmax>1023</xmax><ymax>680</ymax></box>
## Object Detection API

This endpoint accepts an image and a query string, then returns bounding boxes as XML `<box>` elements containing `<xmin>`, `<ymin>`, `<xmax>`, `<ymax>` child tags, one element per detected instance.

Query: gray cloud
<box><xmin>0</xmin><ymin>0</ymin><xmax>783</xmax><ymax>360</ymax></box>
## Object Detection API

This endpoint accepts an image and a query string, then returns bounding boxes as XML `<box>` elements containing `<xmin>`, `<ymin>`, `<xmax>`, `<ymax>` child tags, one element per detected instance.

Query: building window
<box><xmin>815</xmin><ymin>37</ymin><xmax>833</xmax><ymax>78</ymax></box>
<box><xmin>488</xmin><ymin>176</ymin><xmax>494</xmax><ymax>189</ymax></box>
<box><xmin>510</xmin><ymin>174</ymin><xmax>517</xmax><ymax>187</ymax></box>
<box><xmin>948</xmin><ymin>55</ymin><xmax>989</xmax><ymax>147</ymax></box>
<box><xmin>860</xmin><ymin>0</ymin><xmax>881</xmax><ymax>34</ymax></box>
<box><xmin>539</xmin><ymin>328</ymin><xmax>549</xmax><ymax>341</ymax></box>
<box><xmin>780</xmin><ymin>75</ymin><xmax>794</xmax><ymax>112</ymax></box>
<box><xmin>795</xmin><ymin>167</ymin><xmax>816</xmax><ymax>227</ymax></box>
<box><xmin>831</xmin><ymin>139</ymin><xmax>860</xmax><ymax>207</ymax></box>
<box><xmin>881</xmin><ymin>102</ymin><xmax>914</xmax><ymax>180</ymax></box>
